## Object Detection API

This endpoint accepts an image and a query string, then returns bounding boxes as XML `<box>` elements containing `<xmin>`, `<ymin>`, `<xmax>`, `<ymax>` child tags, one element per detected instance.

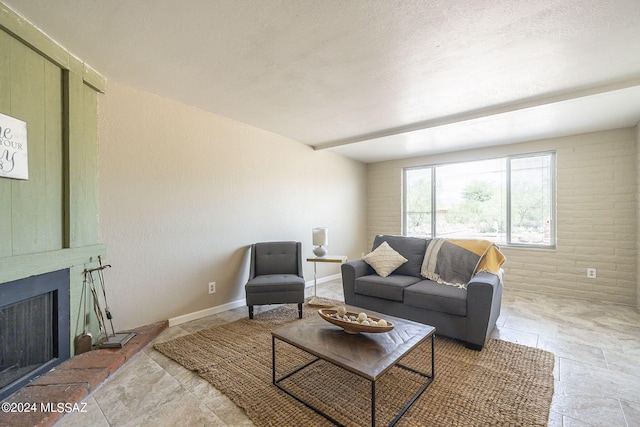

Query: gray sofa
<box><xmin>341</xmin><ymin>234</ymin><xmax>503</xmax><ymax>350</ymax></box>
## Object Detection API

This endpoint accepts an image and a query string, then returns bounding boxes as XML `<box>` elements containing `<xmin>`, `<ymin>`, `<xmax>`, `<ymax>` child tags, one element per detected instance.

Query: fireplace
<box><xmin>0</xmin><ymin>269</ymin><xmax>70</xmax><ymax>401</ymax></box>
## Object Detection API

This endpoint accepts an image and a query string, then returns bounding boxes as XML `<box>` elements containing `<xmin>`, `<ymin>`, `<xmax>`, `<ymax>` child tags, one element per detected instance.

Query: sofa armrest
<box><xmin>341</xmin><ymin>260</ymin><xmax>374</xmax><ymax>305</ymax></box>
<box><xmin>465</xmin><ymin>270</ymin><xmax>504</xmax><ymax>349</ymax></box>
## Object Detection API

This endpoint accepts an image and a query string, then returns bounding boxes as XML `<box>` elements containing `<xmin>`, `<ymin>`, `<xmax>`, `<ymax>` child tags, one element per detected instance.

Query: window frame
<box><xmin>402</xmin><ymin>151</ymin><xmax>556</xmax><ymax>249</ymax></box>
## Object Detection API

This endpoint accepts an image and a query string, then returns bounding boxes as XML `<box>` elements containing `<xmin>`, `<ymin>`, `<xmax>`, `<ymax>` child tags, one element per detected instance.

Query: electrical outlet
<box><xmin>208</xmin><ymin>282</ymin><xmax>216</xmax><ymax>294</ymax></box>
<box><xmin>586</xmin><ymin>268</ymin><xmax>597</xmax><ymax>279</ymax></box>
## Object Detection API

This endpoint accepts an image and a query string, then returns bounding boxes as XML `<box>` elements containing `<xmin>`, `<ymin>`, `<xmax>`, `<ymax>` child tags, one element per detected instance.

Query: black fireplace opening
<box><xmin>0</xmin><ymin>269</ymin><xmax>70</xmax><ymax>401</ymax></box>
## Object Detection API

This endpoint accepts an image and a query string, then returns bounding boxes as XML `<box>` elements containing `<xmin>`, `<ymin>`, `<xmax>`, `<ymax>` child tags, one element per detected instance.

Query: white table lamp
<box><xmin>312</xmin><ymin>227</ymin><xmax>328</xmax><ymax>257</ymax></box>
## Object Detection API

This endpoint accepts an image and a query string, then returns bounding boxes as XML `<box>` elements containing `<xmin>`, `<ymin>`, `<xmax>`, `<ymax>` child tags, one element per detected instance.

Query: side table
<box><xmin>306</xmin><ymin>255</ymin><xmax>347</xmax><ymax>306</ymax></box>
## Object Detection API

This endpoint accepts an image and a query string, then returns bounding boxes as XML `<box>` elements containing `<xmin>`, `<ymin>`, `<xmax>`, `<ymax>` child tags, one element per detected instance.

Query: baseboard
<box><xmin>168</xmin><ymin>298</ymin><xmax>246</xmax><ymax>327</ymax></box>
<box><xmin>169</xmin><ymin>273</ymin><xmax>342</xmax><ymax>327</ymax></box>
<box><xmin>305</xmin><ymin>273</ymin><xmax>341</xmax><ymax>288</ymax></box>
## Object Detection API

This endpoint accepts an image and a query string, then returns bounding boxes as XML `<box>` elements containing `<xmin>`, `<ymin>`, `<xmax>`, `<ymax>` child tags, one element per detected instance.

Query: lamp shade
<box><xmin>312</xmin><ymin>227</ymin><xmax>328</xmax><ymax>246</ymax></box>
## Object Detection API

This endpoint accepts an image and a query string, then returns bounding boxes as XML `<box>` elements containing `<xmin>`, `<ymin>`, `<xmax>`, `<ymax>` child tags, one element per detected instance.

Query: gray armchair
<box><xmin>245</xmin><ymin>241</ymin><xmax>305</xmax><ymax>319</ymax></box>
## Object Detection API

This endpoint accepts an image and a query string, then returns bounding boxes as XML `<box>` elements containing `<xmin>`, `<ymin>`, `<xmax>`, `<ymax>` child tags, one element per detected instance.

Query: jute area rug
<box><xmin>154</xmin><ymin>300</ymin><xmax>554</xmax><ymax>426</ymax></box>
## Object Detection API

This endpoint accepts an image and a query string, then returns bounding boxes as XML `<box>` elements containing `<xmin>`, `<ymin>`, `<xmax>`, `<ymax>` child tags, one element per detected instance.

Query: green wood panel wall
<box><xmin>0</xmin><ymin>30</ymin><xmax>103</xmax><ymax>258</ymax></box>
<box><xmin>66</xmin><ymin>60</ymin><xmax>100</xmax><ymax>248</ymax></box>
<box><xmin>81</xmin><ymin>86</ymin><xmax>99</xmax><ymax>245</ymax></box>
<box><xmin>5</xmin><ymin>33</ymin><xmax>64</xmax><ymax>255</ymax></box>
<box><xmin>0</xmin><ymin>1</ymin><xmax>107</xmax><ymax>354</ymax></box>
<box><xmin>0</xmin><ymin>30</ymin><xmax>11</xmax><ymax>257</ymax></box>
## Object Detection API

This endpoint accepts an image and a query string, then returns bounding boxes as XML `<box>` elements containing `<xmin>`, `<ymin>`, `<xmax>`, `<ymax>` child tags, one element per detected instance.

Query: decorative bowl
<box><xmin>318</xmin><ymin>309</ymin><xmax>394</xmax><ymax>334</ymax></box>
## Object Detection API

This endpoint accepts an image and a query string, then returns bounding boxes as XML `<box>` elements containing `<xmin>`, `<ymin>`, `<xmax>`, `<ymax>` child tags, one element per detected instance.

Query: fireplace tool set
<box><xmin>80</xmin><ymin>256</ymin><xmax>135</xmax><ymax>350</ymax></box>
<box><xmin>75</xmin><ymin>272</ymin><xmax>92</xmax><ymax>354</ymax></box>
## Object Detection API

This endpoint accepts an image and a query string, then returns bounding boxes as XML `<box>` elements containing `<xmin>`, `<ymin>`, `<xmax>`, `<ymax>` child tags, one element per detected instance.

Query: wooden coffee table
<box><xmin>271</xmin><ymin>305</ymin><xmax>435</xmax><ymax>426</ymax></box>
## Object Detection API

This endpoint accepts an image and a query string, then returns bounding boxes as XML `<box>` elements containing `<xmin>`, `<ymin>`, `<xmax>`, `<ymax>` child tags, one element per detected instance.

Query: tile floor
<box><xmin>55</xmin><ymin>280</ymin><xmax>640</xmax><ymax>427</ymax></box>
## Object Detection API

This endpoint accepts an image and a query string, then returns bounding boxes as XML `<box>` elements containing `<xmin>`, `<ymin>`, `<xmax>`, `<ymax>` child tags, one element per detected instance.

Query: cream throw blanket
<box><xmin>421</xmin><ymin>238</ymin><xmax>506</xmax><ymax>289</ymax></box>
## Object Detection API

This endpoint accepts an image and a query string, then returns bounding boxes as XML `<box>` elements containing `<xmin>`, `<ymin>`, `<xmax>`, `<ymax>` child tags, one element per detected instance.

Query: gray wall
<box><xmin>97</xmin><ymin>82</ymin><xmax>368</xmax><ymax>329</ymax></box>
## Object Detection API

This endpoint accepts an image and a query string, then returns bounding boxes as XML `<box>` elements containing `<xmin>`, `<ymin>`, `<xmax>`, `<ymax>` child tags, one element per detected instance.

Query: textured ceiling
<box><xmin>4</xmin><ymin>0</ymin><xmax>640</xmax><ymax>162</ymax></box>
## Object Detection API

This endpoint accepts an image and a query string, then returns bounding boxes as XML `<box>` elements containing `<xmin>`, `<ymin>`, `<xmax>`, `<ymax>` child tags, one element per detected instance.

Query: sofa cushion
<box><xmin>372</xmin><ymin>235</ymin><xmax>429</xmax><ymax>278</ymax></box>
<box><xmin>362</xmin><ymin>241</ymin><xmax>408</xmax><ymax>277</ymax></box>
<box><xmin>404</xmin><ymin>280</ymin><xmax>467</xmax><ymax>316</ymax></box>
<box><xmin>355</xmin><ymin>274</ymin><xmax>421</xmax><ymax>302</ymax></box>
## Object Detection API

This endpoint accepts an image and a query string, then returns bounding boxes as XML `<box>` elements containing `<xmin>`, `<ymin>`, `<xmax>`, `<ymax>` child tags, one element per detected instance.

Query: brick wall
<box><xmin>367</xmin><ymin>165</ymin><xmax>402</xmax><ymax>240</ymax></box>
<box><xmin>367</xmin><ymin>127</ymin><xmax>637</xmax><ymax>306</ymax></box>
<box><xmin>637</xmin><ymin>123</ymin><xmax>640</xmax><ymax>310</ymax></box>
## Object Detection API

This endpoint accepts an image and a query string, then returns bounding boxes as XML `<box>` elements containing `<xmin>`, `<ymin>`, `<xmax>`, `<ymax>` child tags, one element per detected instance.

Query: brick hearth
<box><xmin>0</xmin><ymin>321</ymin><xmax>168</xmax><ymax>427</ymax></box>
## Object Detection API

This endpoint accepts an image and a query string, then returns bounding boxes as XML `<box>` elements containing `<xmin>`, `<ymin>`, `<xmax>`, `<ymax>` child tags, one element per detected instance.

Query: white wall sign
<box><xmin>0</xmin><ymin>112</ymin><xmax>28</xmax><ymax>180</ymax></box>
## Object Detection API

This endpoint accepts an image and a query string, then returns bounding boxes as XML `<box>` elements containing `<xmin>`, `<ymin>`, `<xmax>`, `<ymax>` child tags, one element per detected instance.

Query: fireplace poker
<box><xmin>74</xmin><ymin>271</ymin><xmax>92</xmax><ymax>355</ymax></box>
<box><xmin>96</xmin><ymin>257</ymin><xmax>116</xmax><ymax>336</ymax></box>
<box><xmin>88</xmin><ymin>271</ymin><xmax>108</xmax><ymax>339</ymax></box>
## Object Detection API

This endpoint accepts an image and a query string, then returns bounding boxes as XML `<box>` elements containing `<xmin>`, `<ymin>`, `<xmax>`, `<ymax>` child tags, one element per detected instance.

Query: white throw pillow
<box><xmin>362</xmin><ymin>241</ymin><xmax>408</xmax><ymax>277</ymax></box>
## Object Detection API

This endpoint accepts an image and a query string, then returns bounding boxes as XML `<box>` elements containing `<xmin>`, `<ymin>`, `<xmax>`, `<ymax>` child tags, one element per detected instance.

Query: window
<box><xmin>403</xmin><ymin>152</ymin><xmax>555</xmax><ymax>248</ymax></box>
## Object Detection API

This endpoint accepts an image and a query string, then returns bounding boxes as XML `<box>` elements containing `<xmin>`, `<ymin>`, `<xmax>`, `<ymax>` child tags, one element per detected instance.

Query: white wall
<box><xmin>97</xmin><ymin>82</ymin><xmax>367</xmax><ymax>329</ymax></box>
<box><xmin>368</xmin><ymin>128</ymin><xmax>637</xmax><ymax>306</ymax></box>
